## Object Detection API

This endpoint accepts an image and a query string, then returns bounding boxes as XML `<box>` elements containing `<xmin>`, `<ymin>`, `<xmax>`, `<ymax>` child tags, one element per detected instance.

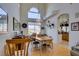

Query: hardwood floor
<box><xmin>59</xmin><ymin>40</ymin><xmax>69</xmax><ymax>48</ymax></box>
<box><xmin>28</xmin><ymin>41</ymin><xmax>71</xmax><ymax>56</ymax></box>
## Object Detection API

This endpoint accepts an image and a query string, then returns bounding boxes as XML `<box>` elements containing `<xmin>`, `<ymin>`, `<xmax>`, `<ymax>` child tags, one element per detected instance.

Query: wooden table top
<box><xmin>32</xmin><ymin>36</ymin><xmax>52</xmax><ymax>41</ymax></box>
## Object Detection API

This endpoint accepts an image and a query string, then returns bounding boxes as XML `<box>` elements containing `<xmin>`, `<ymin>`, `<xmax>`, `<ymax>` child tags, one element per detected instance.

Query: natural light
<box><xmin>28</xmin><ymin>22</ymin><xmax>41</xmax><ymax>35</ymax></box>
<box><xmin>28</xmin><ymin>7</ymin><xmax>41</xmax><ymax>19</ymax></box>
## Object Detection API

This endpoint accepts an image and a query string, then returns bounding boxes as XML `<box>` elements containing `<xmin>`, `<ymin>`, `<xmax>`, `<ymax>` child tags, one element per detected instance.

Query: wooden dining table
<box><xmin>36</xmin><ymin>36</ymin><xmax>52</xmax><ymax>41</ymax></box>
<box><xmin>32</xmin><ymin>36</ymin><xmax>53</xmax><ymax>48</ymax></box>
<box><xmin>32</xmin><ymin>36</ymin><xmax>52</xmax><ymax>41</ymax></box>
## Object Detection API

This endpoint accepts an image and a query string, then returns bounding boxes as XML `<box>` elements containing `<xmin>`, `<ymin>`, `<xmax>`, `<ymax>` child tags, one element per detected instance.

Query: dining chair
<box><xmin>6</xmin><ymin>39</ymin><xmax>31</xmax><ymax>56</ymax></box>
<box><xmin>42</xmin><ymin>40</ymin><xmax>53</xmax><ymax>49</ymax></box>
<box><xmin>30</xmin><ymin>37</ymin><xmax>40</xmax><ymax>48</ymax></box>
<box><xmin>46</xmin><ymin>40</ymin><xmax>53</xmax><ymax>48</ymax></box>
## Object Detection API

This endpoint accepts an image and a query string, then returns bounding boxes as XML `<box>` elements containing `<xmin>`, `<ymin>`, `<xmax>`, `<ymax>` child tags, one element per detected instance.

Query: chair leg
<box><xmin>35</xmin><ymin>44</ymin><xmax>38</xmax><ymax>48</ymax></box>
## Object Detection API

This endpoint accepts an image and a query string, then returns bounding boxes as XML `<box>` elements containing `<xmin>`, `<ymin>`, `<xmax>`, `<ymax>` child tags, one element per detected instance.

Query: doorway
<box><xmin>57</xmin><ymin>13</ymin><xmax>69</xmax><ymax>47</ymax></box>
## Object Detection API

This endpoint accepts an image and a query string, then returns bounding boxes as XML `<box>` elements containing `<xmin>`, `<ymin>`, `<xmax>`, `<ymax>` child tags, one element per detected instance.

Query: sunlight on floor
<box><xmin>28</xmin><ymin>41</ymin><xmax>70</xmax><ymax>56</ymax></box>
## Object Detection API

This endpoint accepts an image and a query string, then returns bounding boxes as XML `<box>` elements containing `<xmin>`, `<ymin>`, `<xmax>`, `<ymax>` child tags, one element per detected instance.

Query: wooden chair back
<box><xmin>6</xmin><ymin>39</ymin><xmax>31</xmax><ymax>56</ymax></box>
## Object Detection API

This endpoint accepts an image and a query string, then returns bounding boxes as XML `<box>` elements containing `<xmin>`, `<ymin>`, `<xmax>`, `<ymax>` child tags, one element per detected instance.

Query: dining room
<box><xmin>1</xmin><ymin>3</ymin><xmax>79</xmax><ymax>56</ymax></box>
<box><xmin>0</xmin><ymin>3</ymin><xmax>71</xmax><ymax>56</ymax></box>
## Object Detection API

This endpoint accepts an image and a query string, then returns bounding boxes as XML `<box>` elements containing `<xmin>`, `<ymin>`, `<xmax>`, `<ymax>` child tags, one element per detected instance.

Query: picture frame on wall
<box><xmin>13</xmin><ymin>17</ymin><xmax>21</xmax><ymax>31</ymax></box>
<box><xmin>71</xmin><ymin>22</ymin><xmax>79</xmax><ymax>31</ymax></box>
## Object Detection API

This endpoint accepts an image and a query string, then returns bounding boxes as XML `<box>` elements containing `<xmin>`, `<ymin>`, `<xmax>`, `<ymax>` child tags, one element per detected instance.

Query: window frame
<box><xmin>27</xmin><ymin>22</ymin><xmax>41</xmax><ymax>35</ymax></box>
<box><xmin>0</xmin><ymin>8</ymin><xmax>8</xmax><ymax>34</ymax></box>
<box><xmin>28</xmin><ymin>7</ymin><xmax>41</xmax><ymax>19</ymax></box>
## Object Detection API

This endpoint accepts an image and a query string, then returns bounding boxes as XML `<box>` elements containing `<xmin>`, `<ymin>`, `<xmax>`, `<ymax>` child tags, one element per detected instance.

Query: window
<box><xmin>27</xmin><ymin>8</ymin><xmax>41</xmax><ymax>35</ymax></box>
<box><xmin>28</xmin><ymin>22</ymin><xmax>41</xmax><ymax>35</ymax></box>
<box><xmin>0</xmin><ymin>8</ymin><xmax>8</xmax><ymax>33</ymax></box>
<box><xmin>0</xmin><ymin>8</ymin><xmax>7</xmax><ymax>15</ymax></box>
<box><xmin>0</xmin><ymin>23</ymin><xmax>7</xmax><ymax>32</ymax></box>
<box><xmin>28</xmin><ymin>7</ymin><xmax>41</xmax><ymax>19</ymax></box>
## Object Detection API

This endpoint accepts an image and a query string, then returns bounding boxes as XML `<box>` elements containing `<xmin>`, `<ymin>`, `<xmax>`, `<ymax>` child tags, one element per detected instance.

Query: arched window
<box><xmin>28</xmin><ymin>7</ymin><xmax>41</xmax><ymax>19</ymax></box>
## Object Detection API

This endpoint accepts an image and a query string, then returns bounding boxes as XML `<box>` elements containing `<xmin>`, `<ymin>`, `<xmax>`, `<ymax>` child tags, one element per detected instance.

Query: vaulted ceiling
<box><xmin>20</xmin><ymin>3</ymin><xmax>47</xmax><ymax>22</ymax></box>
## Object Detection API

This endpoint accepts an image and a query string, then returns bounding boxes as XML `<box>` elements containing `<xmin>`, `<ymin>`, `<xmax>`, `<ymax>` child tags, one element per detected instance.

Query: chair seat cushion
<box><xmin>42</xmin><ymin>44</ymin><xmax>47</xmax><ymax>46</ymax></box>
<box><xmin>33</xmin><ymin>41</ymin><xmax>39</xmax><ymax>44</ymax></box>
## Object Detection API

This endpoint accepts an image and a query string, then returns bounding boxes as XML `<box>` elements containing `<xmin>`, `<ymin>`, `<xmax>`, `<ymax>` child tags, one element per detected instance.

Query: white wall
<box><xmin>69</xmin><ymin>18</ymin><xmax>79</xmax><ymax>47</ymax></box>
<box><xmin>45</xmin><ymin>3</ymin><xmax>79</xmax><ymax>46</ymax></box>
<box><xmin>45</xmin><ymin>16</ymin><xmax>59</xmax><ymax>43</ymax></box>
<box><xmin>0</xmin><ymin>3</ymin><xmax>20</xmax><ymax>55</ymax></box>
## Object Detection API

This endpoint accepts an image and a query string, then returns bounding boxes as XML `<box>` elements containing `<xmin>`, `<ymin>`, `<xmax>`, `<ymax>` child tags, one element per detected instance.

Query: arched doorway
<box><xmin>57</xmin><ymin>13</ymin><xmax>69</xmax><ymax>46</ymax></box>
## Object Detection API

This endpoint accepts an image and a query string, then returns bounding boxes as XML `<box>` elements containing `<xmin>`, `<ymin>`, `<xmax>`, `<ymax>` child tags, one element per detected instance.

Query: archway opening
<box><xmin>57</xmin><ymin>13</ymin><xmax>69</xmax><ymax>47</ymax></box>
